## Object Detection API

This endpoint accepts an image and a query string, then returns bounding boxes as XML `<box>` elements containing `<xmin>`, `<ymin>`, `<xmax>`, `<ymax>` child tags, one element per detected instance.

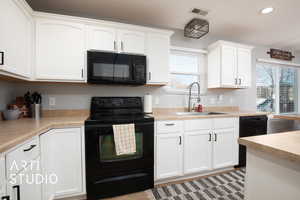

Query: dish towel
<box><xmin>113</xmin><ymin>123</ymin><xmax>136</xmax><ymax>156</ymax></box>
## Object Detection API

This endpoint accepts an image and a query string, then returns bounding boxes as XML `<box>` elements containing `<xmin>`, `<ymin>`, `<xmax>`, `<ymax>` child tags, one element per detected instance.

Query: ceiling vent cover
<box><xmin>184</xmin><ymin>18</ymin><xmax>209</xmax><ymax>39</ymax></box>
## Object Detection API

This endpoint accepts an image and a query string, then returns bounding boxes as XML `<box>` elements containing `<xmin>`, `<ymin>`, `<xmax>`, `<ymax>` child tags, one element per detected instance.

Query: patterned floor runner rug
<box><xmin>151</xmin><ymin>169</ymin><xmax>245</xmax><ymax>200</ymax></box>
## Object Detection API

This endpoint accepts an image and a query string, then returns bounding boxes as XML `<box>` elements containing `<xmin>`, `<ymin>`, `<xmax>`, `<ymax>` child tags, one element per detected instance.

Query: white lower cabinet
<box><xmin>6</xmin><ymin>159</ymin><xmax>42</xmax><ymax>200</ymax></box>
<box><xmin>0</xmin><ymin>156</ymin><xmax>6</xmax><ymax>198</ymax></box>
<box><xmin>40</xmin><ymin>128</ymin><xmax>84</xmax><ymax>200</ymax></box>
<box><xmin>184</xmin><ymin>130</ymin><xmax>212</xmax><ymax>174</ymax></box>
<box><xmin>213</xmin><ymin>128</ymin><xmax>239</xmax><ymax>169</ymax></box>
<box><xmin>156</xmin><ymin>133</ymin><xmax>183</xmax><ymax>180</ymax></box>
<box><xmin>156</xmin><ymin>118</ymin><xmax>239</xmax><ymax>181</ymax></box>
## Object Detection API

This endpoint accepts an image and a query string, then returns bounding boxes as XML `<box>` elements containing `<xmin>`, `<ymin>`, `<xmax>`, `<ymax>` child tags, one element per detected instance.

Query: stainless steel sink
<box><xmin>176</xmin><ymin>112</ymin><xmax>227</xmax><ymax>116</ymax></box>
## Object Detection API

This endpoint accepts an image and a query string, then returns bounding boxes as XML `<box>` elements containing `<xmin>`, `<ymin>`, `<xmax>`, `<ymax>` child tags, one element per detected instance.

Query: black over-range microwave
<box><xmin>87</xmin><ymin>51</ymin><xmax>146</xmax><ymax>85</ymax></box>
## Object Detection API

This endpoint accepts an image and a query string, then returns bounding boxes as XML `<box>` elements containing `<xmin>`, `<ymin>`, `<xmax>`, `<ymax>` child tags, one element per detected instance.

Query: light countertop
<box><xmin>0</xmin><ymin>108</ymin><xmax>268</xmax><ymax>154</ymax></box>
<box><xmin>273</xmin><ymin>114</ymin><xmax>300</xmax><ymax>121</ymax></box>
<box><xmin>239</xmin><ymin>131</ymin><xmax>300</xmax><ymax>163</ymax></box>
<box><xmin>0</xmin><ymin>115</ymin><xmax>88</xmax><ymax>153</ymax></box>
<box><xmin>153</xmin><ymin>110</ymin><xmax>268</xmax><ymax>121</ymax></box>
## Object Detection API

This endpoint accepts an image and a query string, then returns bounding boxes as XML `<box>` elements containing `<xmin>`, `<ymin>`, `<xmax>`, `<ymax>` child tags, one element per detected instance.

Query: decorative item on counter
<box><xmin>2</xmin><ymin>108</ymin><xmax>21</xmax><ymax>120</ymax></box>
<box><xmin>267</xmin><ymin>49</ymin><xmax>295</xmax><ymax>61</ymax></box>
<box><xmin>196</xmin><ymin>103</ymin><xmax>203</xmax><ymax>112</ymax></box>
<box><xmin>23</xmin><ymin>91</ymin><xmax>42</xmax><ymax>119</ymax></box>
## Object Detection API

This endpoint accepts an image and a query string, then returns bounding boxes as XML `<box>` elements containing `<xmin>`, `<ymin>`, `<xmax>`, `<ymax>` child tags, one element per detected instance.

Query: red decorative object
<box><xmin>267</xmin><ymin>49</ymin><xmax>295</xmax><ymax>61</ymax></box>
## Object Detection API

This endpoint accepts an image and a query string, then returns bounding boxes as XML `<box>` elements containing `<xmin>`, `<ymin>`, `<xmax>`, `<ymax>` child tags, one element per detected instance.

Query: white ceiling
<box><xmin>26</xmin><ymin>0</ymin><xmax>300</xmax><ymax>50</ymax></box>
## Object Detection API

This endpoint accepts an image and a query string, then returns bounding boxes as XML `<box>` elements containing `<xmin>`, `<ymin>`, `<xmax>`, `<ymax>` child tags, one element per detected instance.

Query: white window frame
<box><xmin>166</xmin><ymin>46</ymin><xmax>207</xmax><ymax>95</ymax></box>
<box><xmin>256</xmin><ymin>59</ymin><xmax>299</xmax><ymax>114</ymax></box>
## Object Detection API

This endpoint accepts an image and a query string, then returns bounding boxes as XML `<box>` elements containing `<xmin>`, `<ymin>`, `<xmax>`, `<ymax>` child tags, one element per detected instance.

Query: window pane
<box><xmin>279</xmin><ymin>68</ymin><xmax>297</xmax><ymax>113</ymax></box>
<box><xmin>170</xmin><ymin>52</ymin><xmax>199</xmax><ymax>73</ymax></box>
<box><xmin>170</xmin><ymin>74</ymin><xmax>199</xmax><ymax>90</ymax></box>
<box><xmin>256</xmin><ymin>64</ymin><xmax>276</xmax><ymax>112</ymax></box>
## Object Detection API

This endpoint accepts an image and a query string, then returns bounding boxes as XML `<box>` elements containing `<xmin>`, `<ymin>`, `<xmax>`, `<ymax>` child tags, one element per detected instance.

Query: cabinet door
<box><xmin>156</xmin><ymin>133</ymin><xmax>183</xmax><ymax>180</ymax></box>
<box><xmin>184</xmin><ymin>131</ymin><xmax>212</xmax><ymax>174</ymax></box>
<box><xmin>146</xmin><ymin>33</ymin><xmax>170</xmax><ymax>84</ymax></box>
<box><xmin>213</xmin><ymin>129</ymin><xmax>238</xmax><ymax>169</ymax></box>
<box><xmin>87</xmin><ymin>25</ymin><xmax>116</xmax><ymax>52</ymax></box>
<box><xmin>6</xmin><ymin>159</ymin><xmax>42</xmax><ymax>200</ymax></box>
<box><xmin>36</xmin><ymin>19</ymin><xmax>85</xmax><ymax>81</ymax></box>
<box><xmin>221</xmin><ymin>45</ymin><xmax>237</xmax><ymax>87</ymax></box>
<box><xmin>0</xmin><ymin>0</ymin><xmax>32</xmax><ymax>78</ymax></box>
<box><xmin>118</xmin><ymin>30</ymin><xmax>145</xmax><ymax>54</ymax></box>
<box><xmin>237</xmin><ymin>48</ymin><xmax>252</xmax><ymax>88</ymax></box>
<box><xmin>40</xmin><ymin>128</ymin><xmax>83</xmax><ymax>200</ymax></box>
<box><xmin>0</xmin><ymin>156</ymin><xmax>6</xmax><ymax>197</ymax></box>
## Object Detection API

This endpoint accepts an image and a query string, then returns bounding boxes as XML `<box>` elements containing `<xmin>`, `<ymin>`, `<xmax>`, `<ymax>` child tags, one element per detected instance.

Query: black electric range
<box><xmin>85</xmin><ymin>97</ymin><xmax>154</xmax><ymax>200</ymax></box>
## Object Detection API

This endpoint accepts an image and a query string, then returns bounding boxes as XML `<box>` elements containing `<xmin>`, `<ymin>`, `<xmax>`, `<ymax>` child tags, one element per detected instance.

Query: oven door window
<box><xmin>100</xmin><ymin>132</ymin><xmax>143</xmax><ymax>162</ymax></box>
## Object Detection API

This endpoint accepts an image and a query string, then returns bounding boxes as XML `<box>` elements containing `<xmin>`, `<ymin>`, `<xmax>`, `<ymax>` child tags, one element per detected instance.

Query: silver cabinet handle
<box><xmin>235</xmin><ymin>78</ymin><xmax>238</xmax><ymax>85</ymax></box>
<box><xmin>148</xmin><ymin>72</ymin><xmax>151</xmax><ymax>81</ymax></box>
<box><xmin>179</xmin><ymin>136</ymin><xmax>182</xmax><ymax>145</ymax></box>
<box><xmin>239</xmin><ymin>78</ymin><xmax>242</xmax><ymax>85</ymax></box>
<box><xmin>209</xmin><ymin>133</ymin><xmax>212</xmax><ymax>141</ymax></box>
<box><xmin>214</xmin><ymin>133</ymin><xmax>217</xmax><ymax>142</ymax></box>
<box><xmin>81</xmin><ymin>69</ymin><xmax>84</xmax><ymax>78</ymax></box>
<box><xmin>165</xmin><ymin>123</ymin><xmax>175</xmax><ymax>126</ymax></box>
<box><xmin>114</xmin><ymin>41</ymin><xmax>117</xmax><ymax>51</ymax></box>
<box><xmin>121</xmin><ymin>41</ymin><xmax>124</xmax><ymax>51</ymax></box>
<box><xmin>0</xmin><ymin>52</ymin><xmax>4</xmax><ymax>65</ymax></box>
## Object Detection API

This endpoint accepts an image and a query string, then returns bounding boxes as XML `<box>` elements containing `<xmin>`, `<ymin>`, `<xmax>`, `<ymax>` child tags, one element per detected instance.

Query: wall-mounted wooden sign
<box><xmin>267</xmin><ymin>49</ymin><xmax>295</xmax><ymax>61</ymax></box>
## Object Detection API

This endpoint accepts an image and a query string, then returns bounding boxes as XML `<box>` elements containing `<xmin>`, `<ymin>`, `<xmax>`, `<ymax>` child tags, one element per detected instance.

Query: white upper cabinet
<box><xmin>0</xmin><ymin>0</ymin><xmax>32</xmax><ymax>79</ymax></box>
<box><xmin>86</xmin><ymin>26</ymin><xmax>147</xmax><ymax>55</ymax></box>
<box><xmin>237</xmin><ymin>47</ymin><xmax>252</xmax><ymax>87</ymax></box>
<box><xmin>35</xmin><ymin>19</ymin><xmax>86</xmax><ymax>81</ymax></box>
<box><xmin>208</xmin><ymin>40</ymin><xmax>253</xmax><ymax>89</ymax></box>
<box><xmin>221</xmin><ymin>45</ymin><xmax>237</xmax><ymax>87</ymax></box>
<box><xmin>87</xmin><ymin>25</ymin><xmax>117</xmax><ymax>52</ymax></box>
<box><xmin>146</xmin><ymin>33</ymin><xmax>170</xmax><ymax>84</ymax></box>
<box><xmin>118</xmin><ymin>30</ymin><xmax>145</xmax><ymax>54</ymax></box>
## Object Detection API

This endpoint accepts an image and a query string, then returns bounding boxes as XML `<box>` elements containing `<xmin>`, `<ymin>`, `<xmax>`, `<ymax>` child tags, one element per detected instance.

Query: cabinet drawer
<box><xmin>6</xmin><ymin>137</ymin><xmax>39</xmax><ymax>177</ymax></box>
<box><xmin>184</xmin><ymin>119</ymin><xmax>213</xmax><ymax>131</ymax></box>
<box><xmin>156</xmin><ymin>120</ymin><xmax>183</xmax><ymax>134</ymax></box>
<box><xmin>214</xmin><ymin>118</ymin><xmax>235</xmax><ymax>129</ymax></box>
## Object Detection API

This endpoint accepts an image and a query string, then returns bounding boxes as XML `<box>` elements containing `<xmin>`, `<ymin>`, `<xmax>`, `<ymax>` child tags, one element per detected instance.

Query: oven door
<box><xmin>85</xmin><ymin>121</ymin><xmax>154</xmax><ymax>176</ymax></box>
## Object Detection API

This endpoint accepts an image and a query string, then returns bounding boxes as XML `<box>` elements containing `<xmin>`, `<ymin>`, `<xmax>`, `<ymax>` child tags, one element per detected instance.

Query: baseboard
<box><xmin>154</xmin><ymin>167</ymin><xmax>234</xmax><ymax>185</ymax></box>
<box><xmin>56</xmin><ymin>194</ymin><xmax>86</xmax><ymax>200</ymax></box>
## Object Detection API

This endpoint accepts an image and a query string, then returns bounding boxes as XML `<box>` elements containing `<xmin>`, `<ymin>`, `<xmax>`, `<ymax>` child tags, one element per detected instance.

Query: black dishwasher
<box><xmin>236</xmin><ymin>115</ymin><xmax>268</xmax><ymax>167</ymax></box>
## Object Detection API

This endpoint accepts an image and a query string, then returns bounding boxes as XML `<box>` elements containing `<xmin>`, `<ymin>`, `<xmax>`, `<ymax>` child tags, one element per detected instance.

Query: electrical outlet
<box><xmin>155</xmin><ymin>97</ymin><xmax>160</xmax><ymax>105</ymax></box>
<box><xmin>49</xmin><ymin>97</ymin><xmax>56</xmax><ymax>106</ymax></box>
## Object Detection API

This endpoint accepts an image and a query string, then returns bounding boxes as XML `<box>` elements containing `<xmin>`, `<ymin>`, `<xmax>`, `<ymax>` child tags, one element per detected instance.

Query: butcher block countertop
<box><xmin>0</xmin><ymin>115</ymin><xmax>88</xmax><ymax>153</ymax></box>
<box><xmin>239</xmin><ymin>131</ymin><xmax>300</xmax><ymax>163</ymax></box>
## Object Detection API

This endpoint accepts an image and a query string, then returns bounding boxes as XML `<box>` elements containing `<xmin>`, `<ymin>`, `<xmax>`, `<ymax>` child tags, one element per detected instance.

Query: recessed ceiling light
<box><xmin>261</xmin><ymin>7</ymin><xmax>274</xmax><ymax>14</ymax></box>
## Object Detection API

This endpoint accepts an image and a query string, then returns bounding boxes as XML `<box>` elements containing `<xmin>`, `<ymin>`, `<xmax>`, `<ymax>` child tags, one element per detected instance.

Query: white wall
<box><xmin>0</xmin><ymin>80</ymin><xmax>16</xmax><ymax>111</ymax></box>
<box><xmin>4</xmin><ymin>30</ymin><xmax>300</xmax><ymax>111</ymax></box>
